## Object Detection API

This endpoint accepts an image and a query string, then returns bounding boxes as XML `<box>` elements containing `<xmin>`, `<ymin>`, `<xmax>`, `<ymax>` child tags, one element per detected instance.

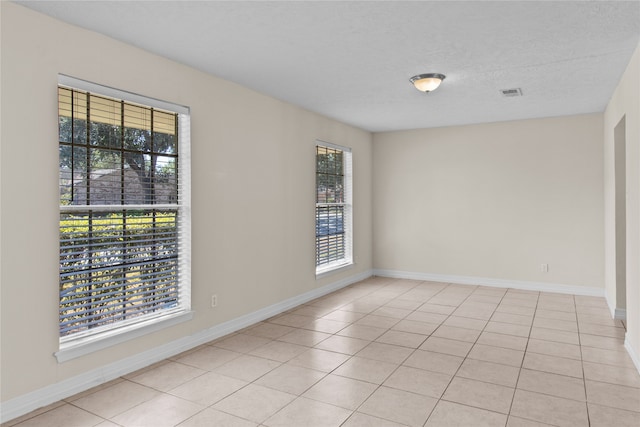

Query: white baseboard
<box><xmin>624</xmin><ymin>336</ymin><xmax>640</xmax><ymax>374</ymax></box>
<box><xmin>373</xmin><ymin>269</ymin><xmax>605</xmax><ymax>297</ymax></box>
<box><xmin>605</xmin><ymin>295</ymin><xmax>626</xmax><ymax>320</ymax></box>
<box><xmin>614</xmin><ymin>308</ymin><xmax>627</xmax><ymax>320</ymax></box>
<box><xmin>606</xmin><ymin>294</ymin><xmax>617</xmax><ymax>318</ymax></box>
<box><xmin>0</xmin><ymin>269</ymin><xmax>372</xmax><ymax>424</ymax></box>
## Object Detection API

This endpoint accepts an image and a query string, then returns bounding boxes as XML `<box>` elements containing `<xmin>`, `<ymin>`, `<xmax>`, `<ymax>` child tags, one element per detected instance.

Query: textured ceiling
<box><xmin>16</xmin><ymin>0</ymin><xmax>640</xmax><ymax>132</ymax></box>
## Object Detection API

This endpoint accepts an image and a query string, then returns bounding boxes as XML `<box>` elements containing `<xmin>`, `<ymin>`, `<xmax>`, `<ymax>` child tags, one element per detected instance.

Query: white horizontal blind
<box><xmin>316</xmin><ymin>142</ymin><xmax>352</xmax><ymax>272</ymax></box>
<box><xmin>58</xmin><ymin>82</ymin><xmax>190</xmax><ymax>341</ymax></box>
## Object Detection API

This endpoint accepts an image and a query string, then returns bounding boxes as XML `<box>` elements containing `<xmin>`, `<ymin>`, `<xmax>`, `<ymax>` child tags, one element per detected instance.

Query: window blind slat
<box><xmin>59</xmin><ymin>295</ymin><xmax>181</xmax><ymax>334</ymax></box>
<box><xmin>60</xmin><ymin>286</ymin><xmax>178</xmax><ymax>322</ymax></box>
<box><xmin>59</xmin><ymin>239</ymin><xmax>177</xmax><ymax>258</ymax></box>
<box><xmin>59</xmin><ymin>257</ymin><xmax>178</xmax><ymax>281</ymax></box>
<box><xmin>60</xmin><ymin>285</ymin><xmax>178</xmax><ymax>320</ymax></box>
<box><xmin>60</xmin><ymin>269</ymin><xmax>177</xmax><ymax>295</ymax></box>
<box><xmin>60</xmin><ymin>241</ymin><xmax>178</xmax><ymax>262</ymax></box>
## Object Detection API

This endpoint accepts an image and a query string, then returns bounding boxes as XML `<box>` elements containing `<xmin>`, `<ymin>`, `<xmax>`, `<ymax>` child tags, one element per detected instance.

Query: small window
<box><xmin>315</xmin><ymin>142</ymin><xmax>352</xmax><ymax>274</ymax></box>
<box><xmin>58</xmin><ymin>77</ymin><xmax>191</xmax><ymax>351</ymax></box>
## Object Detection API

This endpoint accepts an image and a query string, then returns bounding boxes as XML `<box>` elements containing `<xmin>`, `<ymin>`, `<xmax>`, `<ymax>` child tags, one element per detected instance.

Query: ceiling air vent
<box><xmin>500</xmin><ymin>88</ymin><xmax>522</xmax><ymax>97</ymax></box>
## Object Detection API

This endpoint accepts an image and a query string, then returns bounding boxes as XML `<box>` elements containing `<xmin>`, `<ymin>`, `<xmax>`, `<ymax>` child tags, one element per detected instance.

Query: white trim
<box><xmin>373</xmin><ymin>269</ymin><xmax>605</xmax><ymax>297</ymax></box>
<box><xmin>0</xmin><ymin>269</ymin><xmax>372</xmax><ymax>424</ymax></box>
<box><xmin>178</xmin><ymin>112</ymin><xmax>192</xmax><ymax>312</ymax></box>
<box><xmin>315</xmin><ymin>139</ymin><xmax>352</xmax><ymax>153</ymax></box>
<box><xmin>604</xmin><ymin>284</ymin><xmax>627</xmax><ymax>320</ymax></box>
<box><xmin>604</xmin><ymin>290</ymin><xmax>628</xmax><ymax>321</ymax></box>
<box><xmin>316</xmin><ymin>261</ymin><xmax>354</xmax><ymax>279</ymax></box>
<box><xmin>614</xmin><ymin>308</ymin><xmax>627</xmax><ymax>320</ymax></box>
<box><xmin>624</xmin><ymin>336</ymin><xmax>640</xmax><ymax>374</ymax></box>
<box><xmin>606</xmin><ymin>293</ymin><xmax>617</xmax><ymax>318</ymax></box>
<box><xmin>58</xmin><ymin>74</ymin><xmax>189</xmax><ymax>115</ymax></box>
<box><xmin>55</xmin><ymin>311</ymin><xmax>194</xmax><ymax>363</ymax></box>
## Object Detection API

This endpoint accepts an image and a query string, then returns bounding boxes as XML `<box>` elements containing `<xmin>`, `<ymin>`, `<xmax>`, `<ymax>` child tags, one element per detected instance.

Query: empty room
<box><xmin>1</xmin><ymin>1</ymin><xmax>640</xmax><ymax>426</ymax></box>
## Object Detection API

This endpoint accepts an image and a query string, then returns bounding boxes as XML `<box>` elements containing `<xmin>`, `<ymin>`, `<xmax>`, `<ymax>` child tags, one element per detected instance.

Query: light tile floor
<box><xmin>4</xmin><ymin>277</ymin><xmax>640</xmax><ymax>427</ymax></box>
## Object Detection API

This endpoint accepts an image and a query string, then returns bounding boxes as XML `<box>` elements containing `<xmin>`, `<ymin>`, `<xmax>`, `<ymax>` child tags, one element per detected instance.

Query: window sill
<box><xmin>55</xmin><ymin>310</ymin><xmax>193</xmax><ymax>363</ymax></box>
<box><xmin>316</xmin><ymin>261</ymin><xmax>354</xmax><ymax>279</ymax></box>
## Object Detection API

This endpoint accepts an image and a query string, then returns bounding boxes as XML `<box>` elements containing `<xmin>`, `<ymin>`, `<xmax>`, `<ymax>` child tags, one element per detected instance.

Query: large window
<box><xmin>316</xmin><ymin>142</ymin><xmax>352</xmax><ymax>274</ymax></box>
<box><xmin>58</xmin><ymin>77</ymin><xmax>191</xmax><ymax>353</ymax></box>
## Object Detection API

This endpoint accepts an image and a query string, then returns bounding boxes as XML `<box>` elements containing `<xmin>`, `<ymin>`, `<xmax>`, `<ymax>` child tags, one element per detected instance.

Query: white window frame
<box><xmin>55</xmin><ymin>75</ymin><xmax>192</xmax><ymax>362</ymax></box>
<box><xmin>315</xmin><ymin>140</ymin><xmax>353</xmax><ymax>276</ymax></box>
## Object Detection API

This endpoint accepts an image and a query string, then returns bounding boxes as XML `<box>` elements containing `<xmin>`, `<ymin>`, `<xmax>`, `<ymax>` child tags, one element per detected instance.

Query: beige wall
<box><xmin>0</xmin><ymin>3</ymin><xmax>373</xmax><ymax>402</ymax></box>
<box><xmin>604</xmin><ymin>42</ymin><xmax>640</xmax><ymax>367</ymax></box>
<box><xmin>373</xmin><ymin>115</ymin><xmax>604</xmax><ymax>290</ymax></box>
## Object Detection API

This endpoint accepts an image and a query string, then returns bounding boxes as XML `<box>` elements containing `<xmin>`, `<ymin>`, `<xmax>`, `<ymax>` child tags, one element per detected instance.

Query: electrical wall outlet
<box><xmin>541</xmin><ymin>264</ymin><xmax>549</xmax><ymax>273</ymax></box>
<box><xmin>211</xmin><ymin>294</ymin><xmax>218</xmax><ymax>308</ymax></box>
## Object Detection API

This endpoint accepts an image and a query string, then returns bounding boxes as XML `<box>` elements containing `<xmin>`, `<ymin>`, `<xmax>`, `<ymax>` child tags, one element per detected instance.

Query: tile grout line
<box><xmin>420</xmin><ymin>283</ymin><xmax>507</xmax><ymax>426</ymax></box>
<box><xmin>575</xmin><ymin>294</ymin><xmax>592</xmax><ymax>427</ymax></box>
<box><xmin>333</xmin><ymin>279</ymin><xmax>460</xmax><ymax>426</ymax></box>
<box><xmin>505</xmin><ymin>287</ymin><xmax>539</xmax><ymax>426</ymax></box>
<box><xmin>268</xmin><ymin>277</ymin><xmax>423</xmax><ymax>427</ymax></box>
<box><xmin>339</xmin><ymin>278</ymin><xmax>431</xmax><ymax>427</ymax></box>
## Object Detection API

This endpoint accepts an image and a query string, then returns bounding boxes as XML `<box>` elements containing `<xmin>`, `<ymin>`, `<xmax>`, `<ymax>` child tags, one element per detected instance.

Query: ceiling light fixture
<box><xmin>410</xmin><ymin>73</ymin><xmax>446</xmax><ymax>93</ymax></box>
